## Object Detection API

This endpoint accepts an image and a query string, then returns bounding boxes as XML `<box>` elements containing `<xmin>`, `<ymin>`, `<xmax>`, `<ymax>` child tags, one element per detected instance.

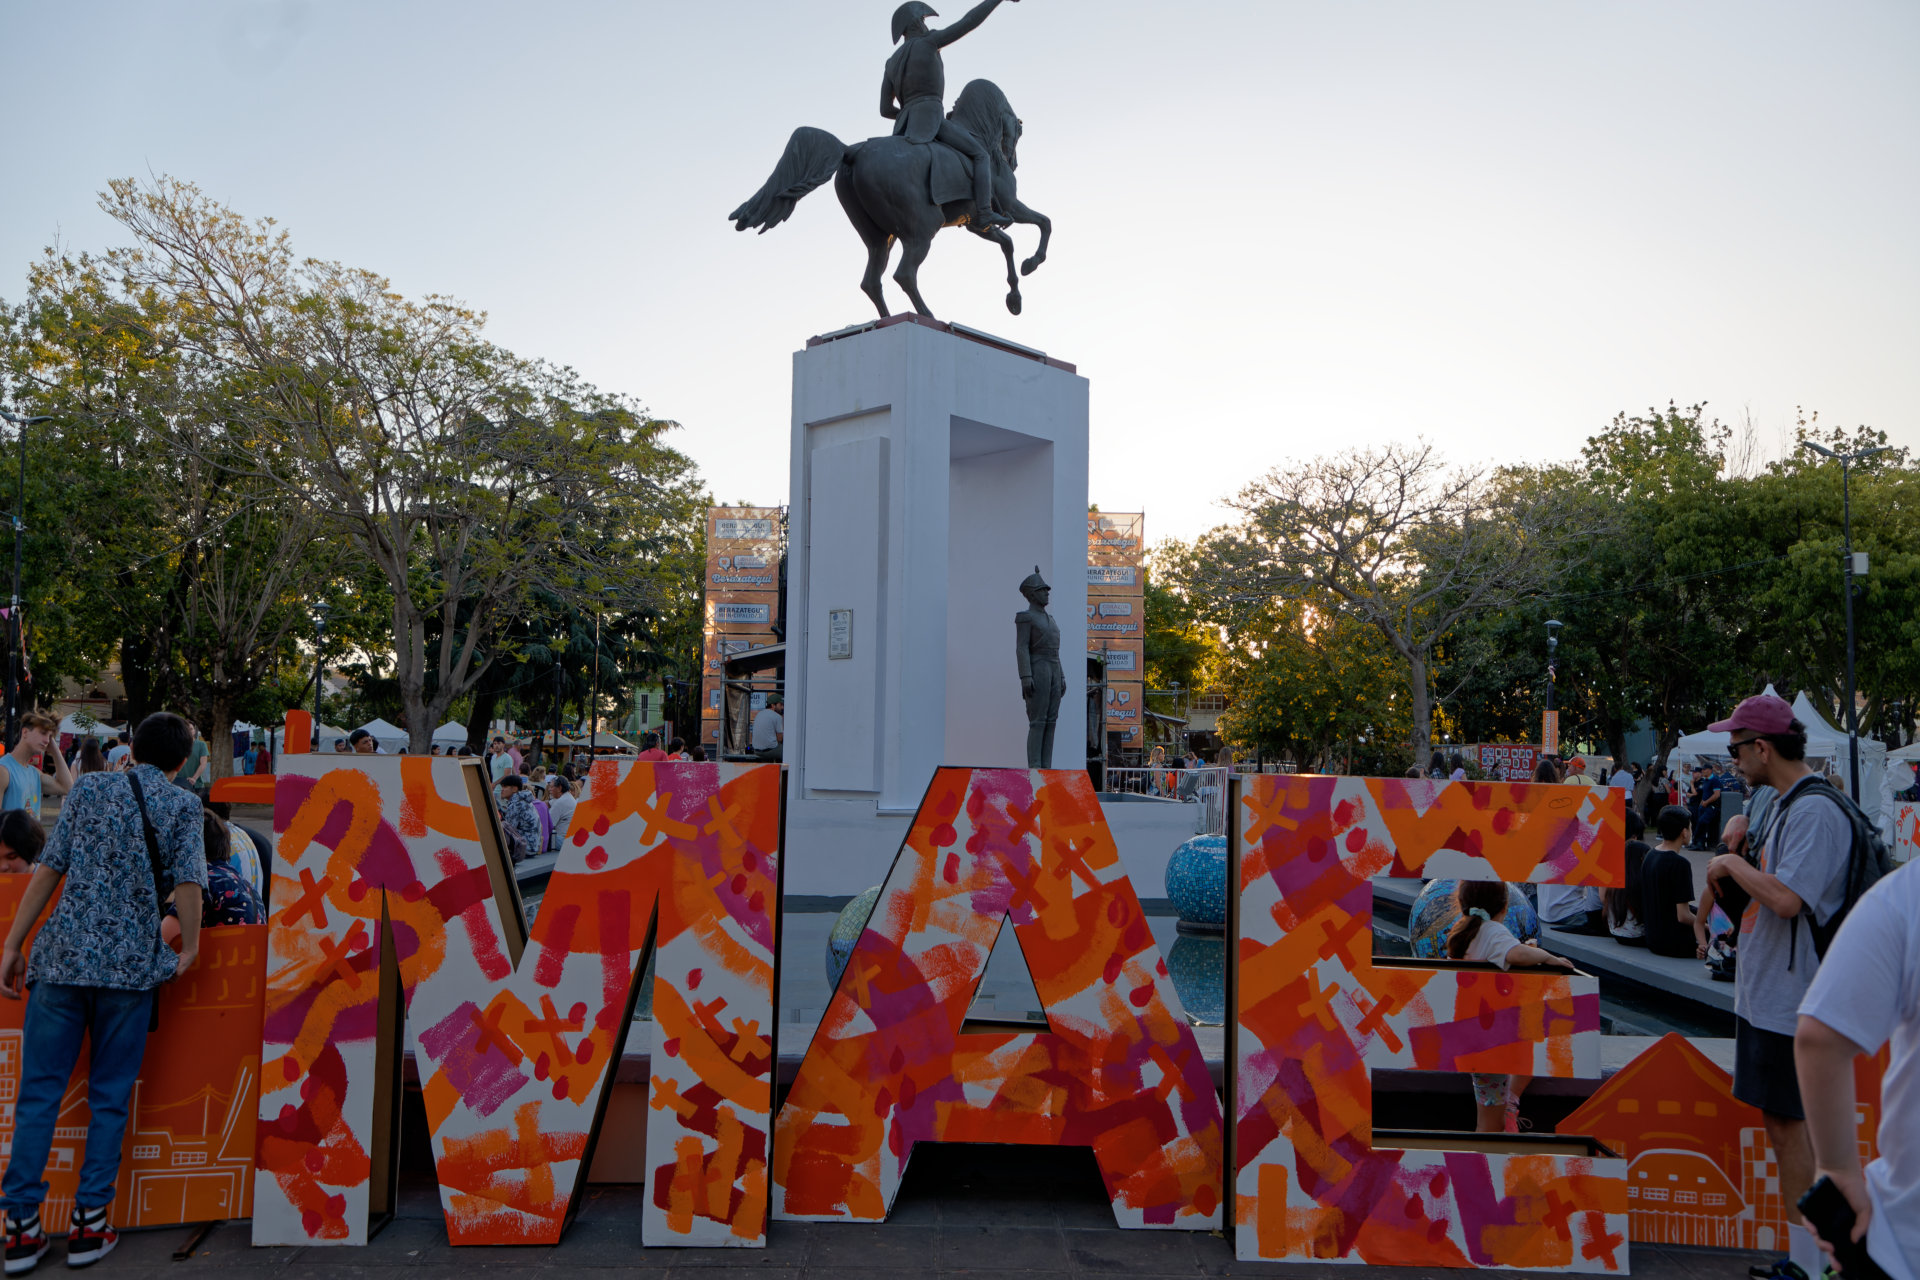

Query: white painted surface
<box><xmin>1102</xmin><ymin>799</ymin><xmax>1209</xmax><ymax>899</ymax></box>
<box><xmin>946</xmin><ymin>426</ymin><xmax>1053</xmax><ymax>768</ymax></box>
<box><xmin>783</xmin><ymin>320</ymin><xmax>1091</xmax><ymax>893</ymax></box>
<box><xmin>803</xmin><ymin>434</ymin><xmax>887</xmax><ymax>792</ymax></box>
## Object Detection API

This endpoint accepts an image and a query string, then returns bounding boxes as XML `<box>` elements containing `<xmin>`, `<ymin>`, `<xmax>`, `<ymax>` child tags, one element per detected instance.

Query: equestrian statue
<box><xmin>729</xmin><ymin>0</ymin><xmax>1052</xmax><ymax>320</ymax></box>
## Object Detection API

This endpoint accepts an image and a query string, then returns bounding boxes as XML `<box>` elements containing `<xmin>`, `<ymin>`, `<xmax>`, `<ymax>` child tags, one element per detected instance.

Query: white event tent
<box><xmin>432</xmin><ymin>722</ymin><xmax>468</xmax><ymax>747</ymax></box>
<box><xmin>354</xmin><ymin>718</ymin><xmax>410</xmax><ymax>752</ymax></box>
<box><xmin>1670</xmin><ymin>686</ymin><xmax>1891</xmax><ymax>836</ymax></box>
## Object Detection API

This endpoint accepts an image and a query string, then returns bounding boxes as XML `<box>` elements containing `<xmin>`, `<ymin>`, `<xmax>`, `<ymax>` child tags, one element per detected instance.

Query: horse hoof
<box><xmin>1020</xmin><ymin>258</ymin><xmax>1041</xmax><ymax>277</ymax></box>
<box><xmin>1006</xmin><ymin>292</ymin><xmax>1022</xmax><ymax>315</ymax></box>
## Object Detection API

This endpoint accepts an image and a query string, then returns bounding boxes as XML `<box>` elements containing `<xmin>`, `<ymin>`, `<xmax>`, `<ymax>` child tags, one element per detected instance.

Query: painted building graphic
<box><xmin>0</xmin><ymin>909</ymin><xmax>265</xmax><ymax>1235</ymax></box>
<box><xmin>1556</xmin><ymin>1033</ymin><xmax>1881</xmax><ymax>1249</ymax></box>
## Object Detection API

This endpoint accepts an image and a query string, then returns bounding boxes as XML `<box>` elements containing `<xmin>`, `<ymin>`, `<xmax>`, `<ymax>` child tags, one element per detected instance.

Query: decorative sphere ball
<box><xmin>1165</xmin><ymin>835</ymin><xmax>1228</xmax><ymax>932</ymax></box>
<box><xmin>825</xmin><ymin>885</ymin><xmax>883</xmax><ymax>987</ymax></box>
<box><xmin>1166</xmin><ymin>934</ymin><xmax>1226</xmax><ymax>1025</ymax></box>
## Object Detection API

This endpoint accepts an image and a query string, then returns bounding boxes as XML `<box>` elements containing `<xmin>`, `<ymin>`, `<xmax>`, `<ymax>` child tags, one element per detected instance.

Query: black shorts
<box><xmin>1732</xmin><ymin>1016</ymin><xmax>1803</xmax><ymax>1120</ymax></box>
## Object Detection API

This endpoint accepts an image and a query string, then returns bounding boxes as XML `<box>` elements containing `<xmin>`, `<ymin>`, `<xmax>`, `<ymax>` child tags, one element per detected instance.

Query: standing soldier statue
<box><xmin>1015</xmin><ymin>567</ymin><xmax>1065</xmax><ymax>769</ymax></box>
<box><xmin>882</xmin><ymin>1</ymin><xmax>1015</xmax><ymax>227</ymax></box>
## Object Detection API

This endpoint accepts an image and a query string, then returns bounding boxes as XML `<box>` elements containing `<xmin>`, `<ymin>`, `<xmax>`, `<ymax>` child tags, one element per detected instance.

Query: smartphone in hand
<box><xmin>1796</xmin><ymin>1177</ymin><xmax>1888</xmax><ymax>1280</ymax></box>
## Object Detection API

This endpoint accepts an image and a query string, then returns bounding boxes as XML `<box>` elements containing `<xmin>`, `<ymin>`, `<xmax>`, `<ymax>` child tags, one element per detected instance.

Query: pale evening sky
<box><xmin>3</xmin><ymin>1</ymin><xmax>1915</xmax><ymax>546</ymax></box>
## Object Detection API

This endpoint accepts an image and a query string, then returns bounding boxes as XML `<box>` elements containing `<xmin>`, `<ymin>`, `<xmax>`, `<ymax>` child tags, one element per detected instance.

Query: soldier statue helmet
<box><xmin>892</xmin><ymin>1</ymin><xmax>939</xmax><ymax>42</ymax></box>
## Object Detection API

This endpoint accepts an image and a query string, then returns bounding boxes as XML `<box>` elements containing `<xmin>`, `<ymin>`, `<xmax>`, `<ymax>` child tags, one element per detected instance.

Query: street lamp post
<box><xmin>1800</xmin><ymin>441</ymin><xmax>1886</xmax><ymax>802</ymax></box>
<box><xmin>1544</xmin><ymin>619</ymin><xmax>1563</xmax><ymax>755</ymax></box>
<box><xmin>590</xmin><ymin>606</ymin><xmax>602</xmax><ymax>752</ymax></box>
<box><xmin>311</xmin><ymin>603</ymin><xmax>332</xmax><ymax>748</ymax></box>
<box><xmin>588</xmin><ymin>588</ymin><xmax>617</xmax><ymax>753</ymax></box>
<box><xmin>0</xmin><ymin>411</ymin><xmax>52</xmax><ymax>750</ymax></box>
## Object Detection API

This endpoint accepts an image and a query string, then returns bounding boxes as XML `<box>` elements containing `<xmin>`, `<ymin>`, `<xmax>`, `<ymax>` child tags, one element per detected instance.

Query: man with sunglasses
<box><xmin>1705</xmin><ymin>693</ymin><xmax>1854</xmax><ymax>1280</ymax></box>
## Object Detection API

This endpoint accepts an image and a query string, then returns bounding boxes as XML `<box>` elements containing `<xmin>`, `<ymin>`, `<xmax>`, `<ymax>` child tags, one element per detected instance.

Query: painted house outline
<box><xmin>1558</xmin><ymin>1033</ymin><xmax>1878</xmax><ymax>1250</ymax></box>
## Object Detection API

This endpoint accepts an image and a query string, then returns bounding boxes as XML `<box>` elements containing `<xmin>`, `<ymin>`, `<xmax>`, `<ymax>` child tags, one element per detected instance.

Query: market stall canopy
<box><xmin>432</xmin><ymin>722</ymin><xmax>468</xmax><ymax>745</ymax></box>
<box><xmin>354</xmin><ymin>718</ymin><xmax>410</xmax><ymax>751</ymax></box>
<box><xmin>1668</xmin><ymin>684</ymin><xmax>1783</xmax><ymax>762</ymax></box>
<box><xmin>1670</xmin><ymin>685</ymin><xmax>1890</xmax><ymax>836</ymax></box>
<box><xmin>580</xmin><ymin>732</ymin><xmax>635</xmax><ymax>751</ymax></box>
<box><xmin>57</xmin><ymin>716</ymin><xmax>118</xmax><ymax>738</ymax></box>
<box><xmin>1790</xmin><ymin>690</ymin><xmax>1888</xmax><ymax>822</ymax></box>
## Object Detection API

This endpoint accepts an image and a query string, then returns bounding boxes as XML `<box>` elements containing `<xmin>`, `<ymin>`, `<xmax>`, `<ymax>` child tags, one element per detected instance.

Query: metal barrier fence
<box><xmin>1098</xmin><ymin>766</ymin><xmax>1233</xmax><ymax>835</ymax></box>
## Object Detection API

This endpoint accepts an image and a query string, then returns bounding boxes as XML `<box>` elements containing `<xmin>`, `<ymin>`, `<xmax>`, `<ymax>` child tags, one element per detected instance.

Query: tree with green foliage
<box><xmin>2</xmin><ymin>235</ymin><xmax>350</xmax><ymax>774</ymax></box>
<box><xmin>1141</xmin><ymin>555</ymin><xmax>1213</xmax><ymax>697</ymax></box>
<box><xmin>1209</xmin><ymin>598</ymin><xmax>1407</xmax><ymax>771</ymax></box>
<box><xmin>94</xmin><ymin>177</ymin><xmax>708</xmax><ymax>754</ymax></box>
<box><xmin>1173</xmin><ymin>443</ymin><xmax>1588</xmax><ymax>770</ymax></box>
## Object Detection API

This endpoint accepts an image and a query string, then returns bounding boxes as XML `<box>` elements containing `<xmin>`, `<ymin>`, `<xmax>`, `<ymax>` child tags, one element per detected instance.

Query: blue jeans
<box><xmin>1</xmin><ymin>983</ymin><xmax>153</xmax><ymax>1216</ymax></box>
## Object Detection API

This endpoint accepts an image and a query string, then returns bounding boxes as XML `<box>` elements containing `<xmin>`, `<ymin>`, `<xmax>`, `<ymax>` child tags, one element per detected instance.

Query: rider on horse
<box><xmin>882</xmin><ymin>1</ymin><xmax>1014</xmax><ymax>227</ymax></box>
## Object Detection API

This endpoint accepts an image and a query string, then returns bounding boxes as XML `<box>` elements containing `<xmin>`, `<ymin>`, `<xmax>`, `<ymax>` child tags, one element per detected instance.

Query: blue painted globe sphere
<box><xmin>1408</xmin><ymin>880</ymin><xmax>1539</xmax><ymax>959</ymax></box>
<box><xmin>825</xmin><ymin>885</ymin><xmax>883</xmax><ymax>987</ymax></box>
<box><xmin>1165</xmin><ymin>834</ymin><xmax>1228</xmax><ymax>932</ymax></box>
<box><xmin>1166</xmin><ymin>934</ymin><xmax>1226</xmax><ymax>1025</ymax></box>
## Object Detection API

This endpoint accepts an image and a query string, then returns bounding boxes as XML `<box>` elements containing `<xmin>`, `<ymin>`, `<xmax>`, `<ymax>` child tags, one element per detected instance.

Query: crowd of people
<box><xmin>1425</xmin><ymin>694</ymin><xmax>1912</xmax><ymax>1280</ymax></box>
<box><xmin>0</xmin><ymin>694</ymin><xmax>1906</xmax><ymax>1275</ymax></box>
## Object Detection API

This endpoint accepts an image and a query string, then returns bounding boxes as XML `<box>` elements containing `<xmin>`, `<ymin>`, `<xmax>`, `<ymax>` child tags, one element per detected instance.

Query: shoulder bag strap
<box><xmin>125</xmin><ymin>772</ymin><xmax>172</xmax><ymax>909</ymax></box>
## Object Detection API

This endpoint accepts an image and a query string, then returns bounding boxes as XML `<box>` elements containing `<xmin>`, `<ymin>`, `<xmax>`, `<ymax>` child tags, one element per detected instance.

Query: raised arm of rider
<box><xmin>933</xmin><ymin>0</ymin><xmax>1012</xmax><ymax>47</ymax></box>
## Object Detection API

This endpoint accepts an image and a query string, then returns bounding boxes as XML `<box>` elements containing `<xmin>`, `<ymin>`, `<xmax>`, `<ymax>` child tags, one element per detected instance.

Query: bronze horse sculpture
<box><xmin>729</xmin><ymin>80</ymin><xmax>1052</xmax><ymax>320</ymax></box>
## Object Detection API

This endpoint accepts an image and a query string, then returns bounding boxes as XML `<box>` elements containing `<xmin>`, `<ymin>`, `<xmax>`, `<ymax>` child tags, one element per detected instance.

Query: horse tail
<box><xmin>729</xmin><ymin>127</ymin><xmax>848</xmax><ymax>233</ymax></box>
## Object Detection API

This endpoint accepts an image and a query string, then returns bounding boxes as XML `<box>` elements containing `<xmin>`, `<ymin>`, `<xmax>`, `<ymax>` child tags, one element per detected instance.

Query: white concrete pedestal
<box><xmin>783</xmin><ymin>317</ymin><xmax>1090</xmax><ymax>895</ymax></box>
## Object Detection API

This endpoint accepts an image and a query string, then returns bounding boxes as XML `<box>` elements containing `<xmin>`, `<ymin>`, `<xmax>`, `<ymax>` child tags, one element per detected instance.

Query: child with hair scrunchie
<box><xmin>1448</xmin><ymin>879</ymin><xmax>1577</xmax><ymax>1133</ymax></box>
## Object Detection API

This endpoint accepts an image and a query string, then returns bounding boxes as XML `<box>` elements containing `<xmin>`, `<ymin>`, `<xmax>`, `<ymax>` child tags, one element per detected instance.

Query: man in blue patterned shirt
<box><xmin>0</xmin><ymin>713</ymin><xmax>205</xmax><ymax>1272</ymax></box>
<box><xmin>496</xmin><ymin>775</ymin><xmax>541</xmax><ymax>864</ymax></box>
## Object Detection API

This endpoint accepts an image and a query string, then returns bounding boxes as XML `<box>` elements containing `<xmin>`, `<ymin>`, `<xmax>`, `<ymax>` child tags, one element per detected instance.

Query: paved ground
<box><xmin>90</xmin><ymin>1146</ymin><xmax>1764</xmax><ymax>1279</ymax></box>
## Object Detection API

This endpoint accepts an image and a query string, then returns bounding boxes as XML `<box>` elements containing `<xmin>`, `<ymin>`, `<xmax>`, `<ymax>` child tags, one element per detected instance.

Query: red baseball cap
<box><xmin>1708</xmin><ymin>694</ymin><xmax>1795</xmax><ymax>736</ymax></box>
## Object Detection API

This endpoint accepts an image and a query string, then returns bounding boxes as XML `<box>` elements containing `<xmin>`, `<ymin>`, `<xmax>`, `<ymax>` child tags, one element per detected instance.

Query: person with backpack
<box><xmin>1705</xmin><ymin>693</ymin><xmax>1883</xmax><ymax>1280</ymax></box>
<box><xmin>0</xmin><ymin>712</ymin><xmax>206</xmax><ymax>1272</ymax></box>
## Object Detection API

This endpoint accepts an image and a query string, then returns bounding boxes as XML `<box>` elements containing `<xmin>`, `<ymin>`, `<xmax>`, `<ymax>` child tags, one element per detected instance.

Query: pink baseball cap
<box><xmin>1708</xmin><ymin>694</ymin><xmax>1795</xmax><ymax>736</ymax></box>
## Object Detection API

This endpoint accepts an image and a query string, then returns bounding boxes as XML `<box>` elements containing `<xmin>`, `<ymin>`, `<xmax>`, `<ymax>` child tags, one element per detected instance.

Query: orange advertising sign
<box><xmin>1103</xmin><ymin>681</ymin><xmax>1145</xmax><ymax>745</ymax></box>
<box><xmin>704</xmin><ymin>631</ymin><xmax>780</xmax><ymax>676</ymax></box>
<box><xmin>1086</xmin><ymin>597</ymin><xmax>1144</xmax><ymax>641</ymax></box>
<box><xmin>705</xmin><ymin>593</ymin><xmax>779</xmax><ymax>632</ymax></box>
<box><xmin>1086</xmin><ymin>563</ymin><xmax>1142</xmax><ymax>597</ymax></box>
<box><xmin>706</xmin><ymin>506</ymin><xmax>779</xmax><ymax>552</ymax></box>
<box><xmin>1092</xmin><ymin>639</ymin><xmax>1144</xmax><ymax>679</ymax></box>
<box><xmin>1086</xmin><ymin>511</ymin><xmax>1145</xmax><ymax>564</ymax></box>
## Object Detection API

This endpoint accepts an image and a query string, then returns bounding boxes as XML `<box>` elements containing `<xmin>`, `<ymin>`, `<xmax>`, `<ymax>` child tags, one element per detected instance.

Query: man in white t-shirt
<box><xmin>750</xmin><ymin>695</ymin><xmax>784</xmax><ymax>763</ymax></box>
<box><xmin>1797</xmin><ymin>864</ymin><xmax>1918</xmax><ymax>1280</ymax></box>
<box><xmin>1609</xmin><ymin>764</ymin><xmax>1634</xmax><ymax>791</ymax></box>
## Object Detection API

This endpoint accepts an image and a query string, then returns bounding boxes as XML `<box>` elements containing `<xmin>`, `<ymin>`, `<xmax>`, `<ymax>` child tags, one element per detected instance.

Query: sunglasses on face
<box><xmin>1728</xmin><ymin>737</ymin><xmax>1763</xmax><ymax>757</ymax></box>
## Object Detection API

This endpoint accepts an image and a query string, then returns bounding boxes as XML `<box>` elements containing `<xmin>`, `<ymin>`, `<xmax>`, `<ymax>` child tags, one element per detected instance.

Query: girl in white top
<box><xmin>1448</xmin><ymin>879</ymin><xmax>1578</xmax><ymax>1133</ymax></box>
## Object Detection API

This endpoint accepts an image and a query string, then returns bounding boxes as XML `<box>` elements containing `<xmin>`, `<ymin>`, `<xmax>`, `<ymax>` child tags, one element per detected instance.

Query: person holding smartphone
<box><xmin>1796</xmin><ymin>862</ymin><xmax>1918</xmax><ymax>1280</ymax></box>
